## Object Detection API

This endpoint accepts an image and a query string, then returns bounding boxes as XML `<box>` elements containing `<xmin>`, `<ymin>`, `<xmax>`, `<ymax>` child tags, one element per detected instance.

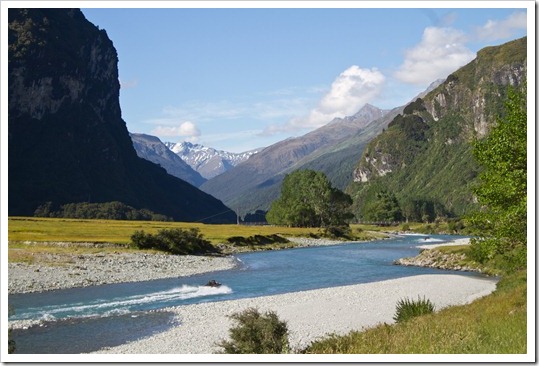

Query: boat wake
<box><xmin>417</xmin><ymin>237</ymin><xmax>444</xmax><ymax>243</ymax></box>
<box><xmin>11</xmin><ymin>285</ymin><xmax>233</xmax><ymax>322</ymax></box>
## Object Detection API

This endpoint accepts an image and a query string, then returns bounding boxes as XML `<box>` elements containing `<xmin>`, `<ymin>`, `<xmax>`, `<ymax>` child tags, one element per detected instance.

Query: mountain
<box><xmin>291</xmin><ymin>80</ymin><xmax>444</xmax><ymax>191</ymax></box>
<box><xmin>8</xmin><ymin>8</ymin><xmax>235</xmax><ymax>223</ymax></box>
<box><xmin>166</xmin><ymin>141</ymin><xmax>259</xmax><ymax>179</ymax></box>
<box><xmin>200</xmin><ymin>104</ymin><xmax>390</xmax><ymax>214</ymax></box>
<box><xmin>130</xmin><ymin>133</ymin><xmax>206</xmax><ymax>187</ymax></box>
<box><xmin>349</xmin><ymin>37</ymin><xmax>527</xmax><ymax>219</ymax></box>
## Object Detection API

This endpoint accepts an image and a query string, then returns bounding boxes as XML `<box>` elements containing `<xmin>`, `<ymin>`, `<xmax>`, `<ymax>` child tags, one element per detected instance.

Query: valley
<box><xmin>5</xmin><ymin>6</ymin><xmax>529</xmax><ymax>360</ymax></box>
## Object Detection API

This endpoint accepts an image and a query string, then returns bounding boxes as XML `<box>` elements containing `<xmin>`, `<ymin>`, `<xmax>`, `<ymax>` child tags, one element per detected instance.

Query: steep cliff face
<box><xmin>8</xmin><ymin>9</ymin><xmax>235</xmax><ymax>223</ymax></box>
<box><xmin>350</xmin><ymin>37</ymin><xmax>527</xmax><ymax>217</ymax></box>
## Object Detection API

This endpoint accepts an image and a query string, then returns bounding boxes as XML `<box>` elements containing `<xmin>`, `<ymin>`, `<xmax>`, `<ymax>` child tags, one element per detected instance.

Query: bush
<box><xmin>393</xmin><ymin>296</ymin><xmax>435</xmax><ymax>323</ymax></box>
<box><xmin>323</xmin><ymin>225</ymin><xmax>352</xmax><ymax>239</ymax></box>
<box><xmin>219</xmin><ymin>308</ymin><xmax>289</xmax><ymax>354</ymax></box>
<box><xmin>130</xmin><ymin>228</ymin><xmax>219</xmax><ymax>255</ymax></box>
<box><xmin>226</xmin><ymin>234</ymin><xmax>288</xmax><ymax>247</ymax></box>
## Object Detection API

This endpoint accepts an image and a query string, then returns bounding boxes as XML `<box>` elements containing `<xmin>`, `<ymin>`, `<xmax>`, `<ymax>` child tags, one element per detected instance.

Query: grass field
<box><xmin>8</xmin><ymin>217</ymin><xmax>393</xmax><ymax>244</ymax></box>
<box><xmin>7</xmin><ymin>217</ymin><xmax>389</xmax><ymax>262</ymax></box>
<box><xmin>7</xmin><ymin>217</ymin><xmax>323</xmax><ymax>244</ymax></box>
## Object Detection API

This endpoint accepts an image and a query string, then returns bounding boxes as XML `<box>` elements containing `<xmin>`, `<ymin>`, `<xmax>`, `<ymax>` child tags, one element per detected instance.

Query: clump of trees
<box><xmin>34</xmin><ymin>201</ymin><xmax>171</xmax><ymax>221</ymax></box>
<box><xmin>131</xmin><ymin>228</ymin><xmax>219</xmax><ymax>255</ymax></box>
<box><xmin>360</xmin><ymin>187</ymin><xmax>402</xmax><ymax>223</ymax></box>
<box><xmin>218</xmin><ymin>307</ymin><xmax>289</xmax><ymax>354</ymax></box>
<box><xmin>354</xmin><ymin>183</ymin><xmax>451</xmax><ymax>225</ymax></box>
<box><xmin>266</xmin><ymin>170</ymin><xmax>353</xmax><ymax>235</ymax></box>
<box><xmin>467</xmin><ymin>86</ymin><xmax>527</xmax><ymax>271</ymax></box>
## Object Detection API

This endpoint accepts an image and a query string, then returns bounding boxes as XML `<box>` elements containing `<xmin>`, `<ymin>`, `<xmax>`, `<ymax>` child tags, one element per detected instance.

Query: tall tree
<box><xmin>267</xmin><ymin>170</ymin><xmax>353</xmax><ymax>229</ymax></box>
<box><xmin>468</xmin><ymin>85</ymin><xmax>527</xmax><ymax>267</ymax></box>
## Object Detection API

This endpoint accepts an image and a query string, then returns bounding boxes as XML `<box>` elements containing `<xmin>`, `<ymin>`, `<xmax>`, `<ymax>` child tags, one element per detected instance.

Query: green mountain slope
<box><xmin>348</xmin><ymin>37</ymin><xmax>527</xmax><ymax>220</ymax></box>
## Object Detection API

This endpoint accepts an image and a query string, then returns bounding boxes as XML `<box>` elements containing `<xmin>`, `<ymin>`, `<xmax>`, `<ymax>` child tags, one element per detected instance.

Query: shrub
<box><xmin>130</xmin><ymin>228</ymin><xmax>218</xmax><ymax>255</ymax></box>
<box><xmin>226</xmin><ymin>234</ymin><xmax>289</xmax><ymax>247</ymax></box>
<box><xmin>219</xmin><ymin>308</ymin><xmax>289</xmax><ymax>354</ymax></box>
<box><xmin>324</xmin><ymin>225</ymin><xmax>352</xmax><ymax>239</ymax></box>
<box><xmin>393</xmin><ymin>296</ymin><xmax>435</xmax><ymax>323</ymax></box>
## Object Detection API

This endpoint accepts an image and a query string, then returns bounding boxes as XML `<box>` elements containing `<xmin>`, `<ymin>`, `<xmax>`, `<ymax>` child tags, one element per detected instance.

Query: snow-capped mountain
<box><xmin>165</xmin><ymin>141</ymin><xmax>259</xmax><ymax>179</ymax></box>
<box><xmin>130</xmin><ymin>133</ymin><xmax>206</xmax><ymax>187</ymax></box>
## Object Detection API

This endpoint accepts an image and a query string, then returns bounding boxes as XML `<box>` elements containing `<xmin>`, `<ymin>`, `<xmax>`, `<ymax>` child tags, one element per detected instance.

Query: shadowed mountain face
<box><xmin>130</xmin><ymin>133</ymin><xmax>207</xmax><ymax>187</ymax></box>
<box><xmin>8</xmin><ymin>8</ymin><xmax>235</xmax><ymax>223</ymax></box>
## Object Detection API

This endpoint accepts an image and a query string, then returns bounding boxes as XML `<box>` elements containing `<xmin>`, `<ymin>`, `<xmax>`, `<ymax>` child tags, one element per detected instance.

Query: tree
<box><xmin>362</xmin><ymin>189</ymin><xmax>401</xmax><ymax>223</ymax></box>
<box><xmin>266</xmin><ymin>170</ymin><xmax>353</xmax><ymax>230</ymax></box>
<box><xmin>468</xmin><ymin>85</ymin><xmax>527</xmax><ymax>268</ymax></box>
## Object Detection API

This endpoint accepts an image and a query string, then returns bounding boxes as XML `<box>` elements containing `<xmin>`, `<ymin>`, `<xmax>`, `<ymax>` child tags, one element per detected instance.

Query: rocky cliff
<box><xmin>8</xmin><ymin>9</ymin><xmax>235</xmax><ymax>223</ymax></box>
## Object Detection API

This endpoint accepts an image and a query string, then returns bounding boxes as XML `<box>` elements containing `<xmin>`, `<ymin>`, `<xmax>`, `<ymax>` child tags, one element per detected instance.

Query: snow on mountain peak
<box><xmin>165</xmin><ymin>141</ymin><xmax>259</xmax><ymax>179</ymax></box>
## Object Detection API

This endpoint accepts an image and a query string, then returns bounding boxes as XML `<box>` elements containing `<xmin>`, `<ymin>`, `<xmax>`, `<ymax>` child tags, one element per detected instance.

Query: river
<box><xmin>9</xmin><ymin>234</ymin><xmax>479</xmax><ymax>353</ymax></box>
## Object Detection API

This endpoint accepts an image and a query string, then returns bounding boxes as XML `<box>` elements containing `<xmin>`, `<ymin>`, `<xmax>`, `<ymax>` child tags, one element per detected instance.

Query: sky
<box><xmin>80</xmin><ymin>2</ymin><xmax>529</xmax><ymax>153</ymax></box>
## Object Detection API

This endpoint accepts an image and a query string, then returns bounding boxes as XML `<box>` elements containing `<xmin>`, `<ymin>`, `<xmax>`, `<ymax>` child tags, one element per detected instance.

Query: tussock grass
<box><xmin>304</xmin><ymin>270</ymin><xmax>527</xmax><ymax>354</ymax></box>
<box><xmin>393</xmin><ymin>296</ymin><xmax>435</xmax><ymax>323</ymax></box>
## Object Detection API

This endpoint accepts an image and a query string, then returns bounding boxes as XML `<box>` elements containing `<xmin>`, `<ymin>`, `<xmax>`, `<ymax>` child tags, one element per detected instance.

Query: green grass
<box><xmin>8</xmin><ymin>217</ymin><xmax>387</xmax><ymax>262</ymax></box>
<box><xmin>304</xmin><ymin>268</ymin><xmax>527</xmax><ymax>354</ymax></box>
<box><xmin>8</xmin><ymin>217</ymin><xmax>329</xmax><ymax>244</ymax></box>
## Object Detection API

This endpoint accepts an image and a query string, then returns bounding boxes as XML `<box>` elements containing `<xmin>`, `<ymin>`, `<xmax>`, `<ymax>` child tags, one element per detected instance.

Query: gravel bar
<box><xmin>92</xmin><ymin>274</ymin><xmax>497</xmax><ymax>354</ymax></box>
<box><xmin>8</xmin><ymin>252</ymin><xmax>238</xmax><ymax>294</ymax></box>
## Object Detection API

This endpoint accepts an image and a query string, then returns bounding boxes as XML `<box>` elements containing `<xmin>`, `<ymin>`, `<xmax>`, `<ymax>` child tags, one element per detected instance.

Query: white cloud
<box><xmin>151</xmin><ymin>94</ymin><xmax>315</xmax><ymax>130</ymax></box>
<box><xmin>394</xmin><ymin>27</ymin><xmax>475</xmax><ymax>86</ymax></box>
<box><xmin>162</xmin><ymin>101</ymin><xmax>247</xmax><ymax>122</ymax></box>
<box><xmin>474</xmin><ymin>11</ymin><xmax>527</xmax><ymax>41</ymax></box>
<box><xmin>119</xmin><ymin>79</ymin><xmax>138</xmax><ymax>89</ymax></box>
<box><xmin>152</xmin><ymin>121</ymin><xmax>201</xmax><ymax>142</ymax></box>
<box><xmin>265</xmin><ymin>66</ymin><xmax>385</xmax><ymax>134</ymax></box>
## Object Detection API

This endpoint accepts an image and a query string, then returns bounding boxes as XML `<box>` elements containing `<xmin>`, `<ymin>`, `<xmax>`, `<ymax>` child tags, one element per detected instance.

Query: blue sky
<box><xmin>81</xmin><ymin>3</ymin><xmax>528</xmax><ymax>153</ymax></box>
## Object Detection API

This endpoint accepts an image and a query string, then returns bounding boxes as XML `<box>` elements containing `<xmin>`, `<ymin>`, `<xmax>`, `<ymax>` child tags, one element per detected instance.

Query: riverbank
<box><xmin>7</xmin><ymin>237</ymin><xmax>346</xmax><ymax>294</ymax></box>
<box><xmin>393</xmin><ymin>238</ymin><xmax>483</xmax><ymax>273</ymax></box>
<box><xmin>91</xmin><ymin>274</ymin><xmax>497</xmax><ymax>355</ymax></box>
<box><xmin>7</xmin><ymin>252</ymin><xmax>238</xmax><ymax>294</ymax></box>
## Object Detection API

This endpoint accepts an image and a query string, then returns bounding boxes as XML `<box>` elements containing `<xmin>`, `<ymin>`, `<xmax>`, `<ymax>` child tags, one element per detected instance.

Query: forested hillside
<box><xmin>348</xmin><ymin>37</ymin><xmax>527</xmax><ymax>222</ymax></box>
